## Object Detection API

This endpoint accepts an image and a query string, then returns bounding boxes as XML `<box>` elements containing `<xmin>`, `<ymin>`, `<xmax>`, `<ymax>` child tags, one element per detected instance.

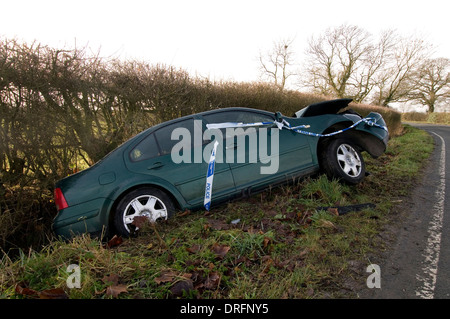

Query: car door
<box><xmin>126</xmin><ymin>118</ymin><xmax>235</xmax><ymax>207</ymax></box>
<box><xmin>276</xmin><ymin>116</ymin><xmax>315</xmax><ymax>177</ymax></box>
<box><xmin>203</xmin><ymin>110</ymin><xmax>315</xmax><ymax>192</ymax></box>
<box><xmin>202</xmin><ymin>109</ymin><xmax>279</xmax><ymax>192</ymax></box>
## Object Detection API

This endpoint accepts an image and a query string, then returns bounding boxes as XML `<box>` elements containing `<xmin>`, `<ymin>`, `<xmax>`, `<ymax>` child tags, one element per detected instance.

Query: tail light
<box><xmin>54</xmin><ymin>188</ymin><xmax>69</xmax><ymax>211</ymax></box>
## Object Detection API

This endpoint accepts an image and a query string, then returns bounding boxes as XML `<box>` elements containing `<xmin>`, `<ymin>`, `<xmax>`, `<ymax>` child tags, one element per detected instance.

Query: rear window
<box><xmin>130</xmin><ymin>133</ymin><xmax>160</xmax><ymax>161</ymax></box>
<box><xmin>129</xmin><ymin>118</ymin><xmax>202</xmax><ymax>162</ymax></box>
<box><xmin>154</xmin><ymin>119</ymin><xmax>201</xmax><ymax>156</ymax></box>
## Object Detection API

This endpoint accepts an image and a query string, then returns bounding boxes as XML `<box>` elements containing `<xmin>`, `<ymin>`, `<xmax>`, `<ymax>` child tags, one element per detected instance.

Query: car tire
<box><xmin>113</xmin><ymin>187</ymin><xmax>175</xmax><ymax>237</ymax></box>
<box><xmin>321</xmin><ymin>138</ymin><xmax>366</xmax><ymax>185</ymax></box>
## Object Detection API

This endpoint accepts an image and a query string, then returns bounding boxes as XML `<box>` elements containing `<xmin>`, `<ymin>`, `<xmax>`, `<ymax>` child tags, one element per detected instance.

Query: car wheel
<box><xmin>114</xmin><ymin>187</ymin><xmax>175</xmax><ymax>237</ymax></box>
<box><xmin>321</xmin><ymin>138</ymin><xmax>366</xmax><ymax>184</ymax></box>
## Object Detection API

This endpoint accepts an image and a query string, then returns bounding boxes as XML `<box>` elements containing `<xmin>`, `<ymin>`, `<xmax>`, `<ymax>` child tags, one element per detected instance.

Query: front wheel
<box><xmin>113</xmin><ymin>187</ymin><xmax>175</xmax><ymax>237</ymax></box>
<box><xmin>321</xmin><ymin>139</ymin><xmax>366</xmax><ymax>185</ymax></box>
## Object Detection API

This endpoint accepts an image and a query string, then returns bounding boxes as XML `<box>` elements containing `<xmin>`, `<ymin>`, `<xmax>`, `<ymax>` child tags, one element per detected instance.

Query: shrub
<box><xmin>402</xmin><ymin>112</ymin><xmax>450</xmax><ymax>125</ymax></box>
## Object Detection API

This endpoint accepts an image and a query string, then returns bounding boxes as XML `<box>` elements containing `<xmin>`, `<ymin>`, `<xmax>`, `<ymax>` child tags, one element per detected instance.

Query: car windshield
<box><xmin>294</xmin><ymin>107</ymin><xmax>307</xmax><ymax>118</ymax></box>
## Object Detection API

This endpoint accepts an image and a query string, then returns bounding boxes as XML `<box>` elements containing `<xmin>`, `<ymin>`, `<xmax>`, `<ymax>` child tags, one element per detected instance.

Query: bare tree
<box><xmin>371</xmin><ymin>35</ymin><xmax>430</xmax><ymax>106</ymax></box>
<box><xmin>407</xmin><ymin>57</ymin><xmax>450</xmax><ymax>113</ymax></box>
<box><xmin>301</xmin><ymin>24</ymin><xmax>431</xmax><ymax>107</ymax></box>
<box><xmin>259</xmin><ymin>38</ymin><xmax>296</xmax><ymax>91</ymax></box>
<box><xmin>301</xmin><ymin>24</ymin><xmax>376</xmax><ymax>102</ymax></box>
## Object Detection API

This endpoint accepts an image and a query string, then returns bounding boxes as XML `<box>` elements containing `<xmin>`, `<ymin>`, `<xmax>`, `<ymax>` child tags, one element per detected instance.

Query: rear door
<box><xmin>125</xmin><ymin>118</ymin><xmax>235</xmax><ymax>206</ymax></box>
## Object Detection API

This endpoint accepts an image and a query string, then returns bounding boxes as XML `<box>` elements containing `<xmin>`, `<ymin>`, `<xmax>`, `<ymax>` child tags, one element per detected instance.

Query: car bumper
<box><xmin>52</xmin><ymin>198</ymin><xmax>113</xmax><ymax>239</ymax></box>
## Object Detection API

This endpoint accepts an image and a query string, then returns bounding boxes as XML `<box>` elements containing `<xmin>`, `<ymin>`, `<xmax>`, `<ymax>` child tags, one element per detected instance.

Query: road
<box><xmin>361</xmin><ymin>123</ymin><xmax>450</xmax><ymax>299</ymax></box>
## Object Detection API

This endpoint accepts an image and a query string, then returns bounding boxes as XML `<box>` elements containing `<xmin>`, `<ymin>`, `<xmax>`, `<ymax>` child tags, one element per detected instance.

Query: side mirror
<box><xmin>275</xmin><ymin>111</ymin><xmax>283</xmax><ymax>122</ymax></box>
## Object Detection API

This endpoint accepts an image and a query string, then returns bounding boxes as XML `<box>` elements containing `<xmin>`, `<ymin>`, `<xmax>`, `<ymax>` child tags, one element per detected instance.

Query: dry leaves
<box><xmin>102</xmin><ymin>274</ymin><xmax>128</xmax><ymax>298</ymax></box>
<box><xmin>327</xmin><ymin>207</ymin><xmax>340</xmax><ymax>216</ymax></box>
<box><xmin>211</xmin><ymin>243</ymin><xmax>230</xmax><ymax>260</ymax></box>
<box><xmin>103</xmin><ymin>235</ymin><xmax>123</xmax><ymax>249</ymax></box>
<box><xmin>154</xmin><ymin>270</ymin><xmax>178</xmax><ymax>285</ymax></box>
<box><xmin>186</xmin><ymin>244</ymin><xmax>201</xmax><ymax>254</ymax></box>
<box><xmin>105</xmin><ymin>284</ymin><xmax>128</xmax><ymax>298</ymax></box>
<box><xmin>154</xmin><ymin>267</ymin><xmax>224</xmax><ymax>297</ymax></box>
<box><xmin>15</xmin><ymin>283</ymin><xmax>68</xmax><ymax>299</ymax></box>
<box><xmin>204</xmin><ymin>272</ymin><xmax>221</xmax><ymax>290</ymax></box>
<box><xmin>131</xmin><ymin>215</ymin><xmax>150</xmax><ymax>229</ymax></box>
<box><xmin>178</xmin><ymin>209</ymin><xmax>191</xmax><ymax>217</ymax></box>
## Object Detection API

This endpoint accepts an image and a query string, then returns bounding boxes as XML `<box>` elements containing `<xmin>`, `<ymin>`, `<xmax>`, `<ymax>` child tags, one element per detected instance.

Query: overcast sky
<box><xmin>1</xmin><ymin>0</ymin><xmax>449</xmax><ymax>84</ymax></box>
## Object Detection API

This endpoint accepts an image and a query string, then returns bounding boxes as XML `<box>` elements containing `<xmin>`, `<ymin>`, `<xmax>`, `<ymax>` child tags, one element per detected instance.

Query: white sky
<box><xmin>1</xmin><ymin>0</ymin><xmax>449</xmax><ymax>84</ymax></box>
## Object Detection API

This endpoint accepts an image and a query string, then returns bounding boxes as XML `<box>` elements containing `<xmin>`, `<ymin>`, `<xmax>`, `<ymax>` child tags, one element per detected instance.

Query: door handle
<box><xmin>148</xmin><ymin>162</ymin><xmax>164</xmax><ymax>170</ymax></box>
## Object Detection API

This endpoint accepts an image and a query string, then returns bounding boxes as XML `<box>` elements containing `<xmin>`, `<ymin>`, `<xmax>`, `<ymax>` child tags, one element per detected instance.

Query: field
<box><xmin>402</xmin><ymin>112</ymin><xmax>450</xmax><ymax>125</ymax></box>
<box><xmin>0</xmin><ymin>125</ymin><xmax>434</xmax><ymax>299</ymax></box>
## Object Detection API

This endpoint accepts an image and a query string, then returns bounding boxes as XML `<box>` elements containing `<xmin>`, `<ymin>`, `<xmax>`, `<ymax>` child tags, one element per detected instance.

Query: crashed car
<box><xmin>53</xmin><ymin>98</ymin><xmax>388</xmax><ymax>239</ymax></box>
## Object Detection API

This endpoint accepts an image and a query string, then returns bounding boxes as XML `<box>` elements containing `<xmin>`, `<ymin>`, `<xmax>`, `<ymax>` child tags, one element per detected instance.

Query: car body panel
<box><xmin>123</xmin><ymin>118</ymin><xmax>236</xmax><ymax>207</ymax></box>
<box><xmin>52</xmin><ymin>101</ymin><xmax>389</xmax><ymax>239</ymax></box>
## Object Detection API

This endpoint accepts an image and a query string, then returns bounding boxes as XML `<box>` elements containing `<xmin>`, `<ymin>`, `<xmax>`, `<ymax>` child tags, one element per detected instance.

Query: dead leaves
<box><xmin>131</xmin><ymin>215</ymin><xmax>150</xmax><ymax>229</ymax></box>
<box><xmin>154</xmin><ymin>270</ymin><xmax>178</xmax><ymax>285</ymax></box>
<box><xmin>154</xmin><ymin>242</ymin><xmax>230</xmax><ymax>297</ymax></box>
<box><xmin>154</xmin><ymin>269</ymin><xmax>222</xmax><ymax>297</ymax></box>
<box><xmin>186</xmin><ymin>242</ymin><xmax>231</xmax><ymax>260</ymax></box>
<box><xmin>204</xmin><ymin>272</ymin><xmax>221</xmax><ymax>290</ymax></box>
<box><xmin>211</xmin><ymin>243</ymin><xmax>231</xmax><ymax>260</ymax></box>
<box><xmin>155</xmin><ymin>270</ymin><xmax>194</xmax><ymax>297</ymax></box>
<box><xmin>101</xmin><ymin>274</ymin><xmax>128</xmax><ymax>298</ymax></box>
<box><xmin>15</xmin><ymin>273</ymin><xmax>130</xmax><ymax>299</ymax></box>
<box><xmin>206</xmin><ymin>218</ymin><xmax>230</xmax><ymax>231</ymax></box>
<box><xmin>105</xmin><ymin>285</ymin><xmax>128</xmax><ymax>298</ymax></box>
<box><xmin>186</xmin><ymin>244</ymin><xmax>201</xmax><ymax>254</ymax></box>
<box><xmin>103</xmin><ymin>235</ymin><xmax>123</xmax><ymax>249</ymax></box>
<box><xmin>15</xmin><ymin>283</ymin><xmax>68</xmax><ymax>299</ymax></box>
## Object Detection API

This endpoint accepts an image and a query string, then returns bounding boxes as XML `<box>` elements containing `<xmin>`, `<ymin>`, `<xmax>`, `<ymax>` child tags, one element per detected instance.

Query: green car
<box><xmin>53</xmin><ymin>99</ymin><xmax>388</xmax><ymax>239</ymax></box>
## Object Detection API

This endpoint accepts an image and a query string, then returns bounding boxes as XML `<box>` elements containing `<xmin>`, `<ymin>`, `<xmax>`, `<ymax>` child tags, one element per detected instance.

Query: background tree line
<box><xmin>259</xmin><ymin>24</ymin><xmax>450</xmax><ymax>112</ymax></box>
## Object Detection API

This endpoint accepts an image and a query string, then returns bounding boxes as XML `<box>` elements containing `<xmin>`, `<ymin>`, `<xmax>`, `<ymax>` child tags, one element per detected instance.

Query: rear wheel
<box><xmin>114</xmin><ymin>187</ymin><xmax>175</xmax><ymax>237</ymax></box>
<box><xmin>321</xmin><ymin>138</ymin><xmax>366</xmax><ymax>184</ymax></box>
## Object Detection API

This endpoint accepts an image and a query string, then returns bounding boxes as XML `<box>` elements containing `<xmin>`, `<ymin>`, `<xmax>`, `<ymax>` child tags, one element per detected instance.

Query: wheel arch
<box><xmin>317</xmin><ymin>121</ymin><xmax>386</xmax><ymax>160</ymax></box>
<box><xmin>107</xmin><ymin>183</ymin><xmax>184</xmax><ymax>230</ymax></box>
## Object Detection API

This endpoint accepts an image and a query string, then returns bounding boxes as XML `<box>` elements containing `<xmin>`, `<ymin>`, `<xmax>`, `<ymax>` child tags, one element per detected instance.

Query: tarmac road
<box><xmin>362</xmin><ymin>123</ymin><xmax>450</xmax><ymax>299</ymax></box>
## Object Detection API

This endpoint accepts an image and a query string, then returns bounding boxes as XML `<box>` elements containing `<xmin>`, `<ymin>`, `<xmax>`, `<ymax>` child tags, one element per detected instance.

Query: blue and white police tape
<box><xmin>279</xmin><ymin>117</ymin><xmax>388</xmax><ymax>137</ymax></box>
<box><xmin>204</xmin><ymin>140</ymin><xmax>219</xmax><ymax>211</ymax></box>
<box><xmin>206</xmin><ymin>121</ymin><xmax>275</xmax><ymax>129</ymax></box>
<box><xmin>206</xmin><ymin>116</ymin><xmax>388</xmax><ymax>137</ymax></box>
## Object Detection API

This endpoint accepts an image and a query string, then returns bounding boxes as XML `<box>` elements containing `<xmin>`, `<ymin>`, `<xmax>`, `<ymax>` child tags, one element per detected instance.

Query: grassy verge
<box><xmin>0</xmin><ymin>125</ymin><xmax>434</xmax><ymax>299</ymax></box>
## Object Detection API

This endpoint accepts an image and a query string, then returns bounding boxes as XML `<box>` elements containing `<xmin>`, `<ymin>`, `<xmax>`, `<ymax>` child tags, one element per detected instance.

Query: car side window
<box><xmin>203</xmin><ymin>111</ymin><xmax>275</xmax><ymax>139</ymax></box>
<box><xmin>130</xmin><ymin>133</ymin><xmax>159</xmax><ymax>161</ymax></box>
<box><xmin>154</xmin><ymin>118</ymin><xmax>202</xmax><ymax>156</ymax></box>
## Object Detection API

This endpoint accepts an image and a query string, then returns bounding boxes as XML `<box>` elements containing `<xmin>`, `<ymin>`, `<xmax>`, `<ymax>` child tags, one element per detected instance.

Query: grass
<box><xmin>0</xmin><ymin>125</ymin><xmax>434</xmax><ymax>299</ymax></box>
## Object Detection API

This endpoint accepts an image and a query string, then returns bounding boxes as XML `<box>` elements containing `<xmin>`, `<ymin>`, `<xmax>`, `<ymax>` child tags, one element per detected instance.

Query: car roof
<box><xmin>118</xmin><ymin>107</ymin><xmax>275</xmax><ymax>151</ymax></box>
<box><xmin>150</xmin><ymin>107</ymin><xmax>275</xmax><ymax>130</ymax></box>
